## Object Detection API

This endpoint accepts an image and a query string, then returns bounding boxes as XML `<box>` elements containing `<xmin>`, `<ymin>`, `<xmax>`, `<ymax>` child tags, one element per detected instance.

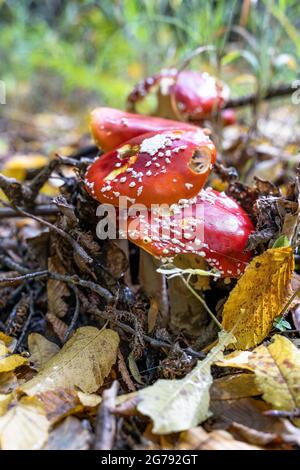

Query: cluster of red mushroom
<box><xmin>126</xmin><ymin>69</ymin><xmax>236</xmax><ymax>125</ymax></box>
<box><xmin>85</xmin><ymin>104</ymin><xmax>254</xmax><ymax>278</ymax></box>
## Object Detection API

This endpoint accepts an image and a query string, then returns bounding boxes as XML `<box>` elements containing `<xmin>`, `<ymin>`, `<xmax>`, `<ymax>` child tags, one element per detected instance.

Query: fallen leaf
<box><xmin>0</xmin><ymin>397</ymin><xmax>49</xmax><ymax>450</ymax></box>
<box><xmin>77</xmin><ymin>391</ymin><xmax>101</xmax><ymax>408</ymax></box>
<box><xmin>248</xmin><ymin>335</ymin><xmax>300</xmax><ymax>422</ymax></box>
<box><xmin>222</xmin><ymin>247</ymin><xmax>294</xmax><ymax>349</ymax></box>
<box><xmin>230</xmin><ymin>422</ymin><xmax>290</xmax><ymax>447</ymax></box>
<box><xmin>36</xmin><ymin>388</ymin><xmax>81</xmax><ymax>424</ymax></box>
<box><xmin>137</xmin><ymin>331</ymin><xmax>235</xmax><ymax>434</ymax></box>
<box><xmin>0</xmin><ymin>332</ymin><xmax>15</xmax><ymax>348</ymax></box>
<box><xmin>46</xmin><ymin>313</ymin><xmax>68</xmax><ymax>342</ymax></box>
<box><xmin>28</xmin><ymin>333</ymin><xmax>60</xmax><ymax>370</ymax></box>
<box><xmin>178</xmin><ymin>427</ymin><xmax>262</xmax><ymax>450</ymax></box>
<box><xmin>0</xmin><ymin>343</ymin><xmax>27</xmax><ymax>372</ymax></box>
<box><xmin>0</xmin><ymin>372</ymin><xmax>18</xmax><ymax>394</ymax></box>
<box><xmin>215</xmin><ymin>350</ymin><xmax>254</xmax><ymax>370</ymax></box>
<box><xmin>21</xmin><ymin>327</ymin><xmax>119</xmax><ymax>395</ymax></box>
<box><xmin>47</xmin><ymin>256</ymin><xmax>69</xmax><ymax>318</ymax></box>
<box><xmin>43</xmin><ymin>416</ymin><xmax>91</xmax><ymax>450</ymax></box>
<box><xmin>0</xmin><ymin>394</ymin><xmax>13</xmax><ymax>416</ymax></box>
<box><xmin>210</xmin><ymin>396</ymin><xmax>300</xmax><ymax>446</ymax></box>
<box><xmin>211</xmin><ymin>373</ymin><xmax>260</xmax><ymax>400</ymax></box>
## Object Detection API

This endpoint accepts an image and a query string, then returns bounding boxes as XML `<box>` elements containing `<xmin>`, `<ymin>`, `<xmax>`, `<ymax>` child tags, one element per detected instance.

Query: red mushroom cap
<box><xmin>85</xmin><ymin>129</ymin><xmax>216</xmax><ymax>207</ymax></box>
<box><xmin>221</xmin><ymin>108</ymin><xmax>237</xmax><ymax>126</ymax></box>
<box><xmin>171</xmin><ymin>71</ymin><xmax>229</xmax><ymax>120</ymax></box>
<box><xmin>125</xmin><ymin>188</ymin><xmax>254</xmax><ymax>277</ymax></box>
<box><xmin>126</xmin><ymin>70</ymin><xmax>230</xmax><ymax>121</ymax></box>
<box><xmin>91</xmin><ymin>107</ymin><xmax>198</xmax><ymax>152</ymax></box>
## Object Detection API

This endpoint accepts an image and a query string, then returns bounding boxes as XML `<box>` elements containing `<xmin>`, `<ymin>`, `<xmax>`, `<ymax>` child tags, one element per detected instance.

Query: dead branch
<box><xmin>92</xmin><ymin>380</ymin><xmax>119</xmax><ymax>450</ymax></box>
<box><xmin>224</xmin><ymin>83</ymin><xmax>299</xmax><ymax>109</ymax></box>
<box><xmin>0</xmin><ymin>204</ymin><xmax>59</xmax><ymax>219</ymax></box>
<box><xmin>0</xmin><ymin>270</ymin><xmax>113</xmax><ymax>303</ymax></box>
<box><xmin>93</xmin><ymin>308</ymin><xmax>205</xmax><ymax>360</ymax></box>
<box><xmin>63</xmin><ymin>285</ymin><xmax>80</xmax><ymax>342</ymax></box>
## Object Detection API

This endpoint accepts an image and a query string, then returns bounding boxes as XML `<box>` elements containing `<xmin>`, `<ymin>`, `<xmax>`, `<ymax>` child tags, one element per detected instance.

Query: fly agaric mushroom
<box><xmin>85</xmin><ymin>128</ymin><xmax>216</xmax><ymax>207</ymax></box>
<box><xmin>125</xmin><ymin>188</ymin><xmax>254</xmax><ymax>278</ymax></box>
<box><xmin>90</xmin><ymin>107</ymin><xmax>198</xmax><ymax>152</ymax></box>
<box><xmin>127</xmin><ymin>69</ymin><xmax>230</xmax><ymax>122</ymax></box>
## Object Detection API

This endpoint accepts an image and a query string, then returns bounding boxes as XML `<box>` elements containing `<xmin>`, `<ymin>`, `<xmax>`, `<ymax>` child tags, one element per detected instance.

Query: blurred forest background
<box><xmin>0</xmin><ymin>0</ymin><xmax>300</xmax><ymax>113</ymax></box>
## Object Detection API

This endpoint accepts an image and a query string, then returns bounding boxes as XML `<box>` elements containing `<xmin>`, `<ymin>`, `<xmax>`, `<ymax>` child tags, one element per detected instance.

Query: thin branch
<box><xmin>224</xmin><ymin>83</ymin><xmax>299</xmax><ymax>109</ymax></box>
<box><xmin>93</xmin><ymin>381</ymin><xmax>119</xmax><ymax>450</ymax></box>
<box><xmin>0</xmin><ymin>270</ymin><xmax>113</xmax><ymax>303</ymax></box>
<box><xmin>9</xmin><ymin>204</ymin><xmax>94</xmax><ymax>268</ymax></box>
<box><xmin>93</xmin><ymin>308</ymin><xmax>205</xmax><ymax>359</ymax></box>
<box><xmin>63</xmin><ymin>285</ymin><xmax>80</xmax><ymax>342</ymax></box>
<box><xmin>0</xmin><ymin>204</ymin><xmax>59</xmax><ymax>219</ymax></box>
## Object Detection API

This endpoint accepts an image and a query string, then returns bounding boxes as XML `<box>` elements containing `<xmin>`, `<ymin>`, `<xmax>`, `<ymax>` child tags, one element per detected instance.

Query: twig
<box><xmin>93</xmin><ymin>308</ymin><xmax>205</xmax><ymax>359</ymax></box>
<box><xmin>63</xmin><ymin>285</ymin><xmax>80</xmax><ymax>342</ymax></box>
<box><xmin>92</xmin><ymin>381</ymin><xmax>119</xmax><ymax>451</ymax></box>
<box><xmin>0</xmin><ymin>174</ymin><xmax>31</xmax><ymax>205</ymax></box>
<box><xmin>28</xmin><ymin>156</ymin><xmax>62</xmax><ymax>201</ymax></box>
<box><xmin>224</xmin><ymin>83</ymin><xmax>300</xmax><ymax>109</ymax></box>
<box><xmin>0</xmin><ymin>204</ymin><xmax>59</xmax><ymax>219</ymax></box>
<box><xmin>9</xmin><ymin>204</ymin><xmax>94</xmax><ymax>268</ymax></box>
<box><xmin>0</xmin><ymin>270</ymin><xmax>113</xmax><ymax>303</ymax></box>
<box><xmin>117</xmin><ymin>349</ymin><xmax>136</xmax><ymax>392</ymax></box>
<box><xmin>14</xmin><ymin>289</ymin><xmax>36</xmax><ymax>352</ymax></box>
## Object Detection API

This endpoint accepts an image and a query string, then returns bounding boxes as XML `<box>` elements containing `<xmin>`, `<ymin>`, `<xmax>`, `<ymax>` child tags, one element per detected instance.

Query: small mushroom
<box><xmin>127</xmin><ymin>69</ymin><xmax>230</xmax><ymax>122</ymax></box>
<box><xmin>125</xmin><ymin>188</ymin><xmax>254</xmax><ymax>278</ymax></box>
<box><xmin>90</xmin><ymin>107</ymin><xmax>198</xmax><ymax>152</ymax></box>
<box><xmin>85</xmin><ymin>128</ymin><xmax>216</xmax><ymax>207</ymax></box>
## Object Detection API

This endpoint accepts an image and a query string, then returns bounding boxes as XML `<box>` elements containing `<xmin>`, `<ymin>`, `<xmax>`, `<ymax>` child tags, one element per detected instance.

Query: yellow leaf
<box><xmin>0</xmin><ymin>394</ymin><xmax>13</xmax><ymax>416</ymax></box>
<box><xmin>0</xmin><ymin>343</ymin><xmax>27</xmax><ymax>373</ymax></box>
<box><xmin>215</xmin><ymin>350</ymin><xmax>254</xmax><ymax>371</ymax></box>
<box><xmin>1</xmin><ymin>154</ymin><xmax>59</xmax><ymax>196</ymax></box>
<box><xmin>222</xmin><ymin>247</ymin><xmax>294</xmax><ymax>349</ymax></box>
<box><xmin>211</xmin><ymin>373</ymin><xmax>260</xmax><ymax>401</ymax></box>
<box><xmin>0</xmin><ymin>397</ymin><xmax>49</xmax><ymax>450</ymax></box>
<box><xmin>249</xmin><ymin>335</ymin><xmax>300</xmax><ymax>414</ymax></box>
<box><xmin>21</xmin><ymin>327</ymin><xmax>119</xmax><ymax>395</ymax></box>
<box><xmin>1</xmin><ymin>154</ymin><xmax>48</xmax><ymax>181</ymax></box>
<box><xmin>77</xmin><ymin>391</ymin><xmax>101</xmax><ymax>407</ymax></box>
<box><xmin>0</xmin><ymin>332</ymin><xmax>15</xmax><ymax>347</ymax></box>
<box><xmin>28</xmin><ymin>333</ymin><xmax>60</xmax><ymax>370</ymax></box>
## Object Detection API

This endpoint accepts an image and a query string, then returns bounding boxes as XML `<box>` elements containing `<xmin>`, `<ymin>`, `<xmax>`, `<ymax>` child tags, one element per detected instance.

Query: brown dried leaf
<box><xmin>178</xmin><ymin>427</ymin><xmax>262</xmax><ymax>450</ymax></box>
<box><xmin>47</xmin><ymin>255</ymin><xmax>69</xmax><ymax>318</ymax></box>
<box><xmin>0</xmin><ymin>372</ymin><xmax>18</xmax><ymax>394</ymax></box>
<box><xmin>211</xmin><ymin>373</ymin><xmax>260</xmax><ymax>401</ymax></box>
<box><xmin>43</xmin><ymin>416</ymin><xmax>91</xmax><ymax>450</ymax></box>
<box><xmin>28</xmin><ymin>333</ymin><xmax>60</xmax><ymax>370</ymax></box>
<box><xmin>46</xmin><ymin>313</ymin><xmax>68</xmax><ymax>342</ymax></box>
<box><xmin>36</xmin><ymin>388</ymin><xmax>81</xmax><ymax>424</ymax></box>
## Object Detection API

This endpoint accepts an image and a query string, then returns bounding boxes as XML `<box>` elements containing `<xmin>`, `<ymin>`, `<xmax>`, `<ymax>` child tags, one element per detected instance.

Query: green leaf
<box><xmin>272</xmin><ymin>235</ymin><xmax>290</xmax><ymax>248</ymax></box>
<box><xmin>137</xmin><ymin>331</ymin><xmax>235</xmax><ymax>434</ymax></box>
<box><xmin>273</xmin><ymin>316</ymin><xmax>292</xmax><ymax>332</ymax></box>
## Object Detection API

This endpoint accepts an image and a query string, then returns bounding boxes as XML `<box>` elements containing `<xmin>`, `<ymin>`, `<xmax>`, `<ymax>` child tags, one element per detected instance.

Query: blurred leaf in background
<box><xmin>0</xmin><ymin>0</ymin><xmax>299</xmax><ymax>113</ymax></box>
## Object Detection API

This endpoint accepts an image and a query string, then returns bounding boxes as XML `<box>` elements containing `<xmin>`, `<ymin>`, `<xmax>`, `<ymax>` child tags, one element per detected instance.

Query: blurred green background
<box><xmin>0</xmin><ymin>0</ymin><xmax>300</xmax><ymax>112</ymax></box>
